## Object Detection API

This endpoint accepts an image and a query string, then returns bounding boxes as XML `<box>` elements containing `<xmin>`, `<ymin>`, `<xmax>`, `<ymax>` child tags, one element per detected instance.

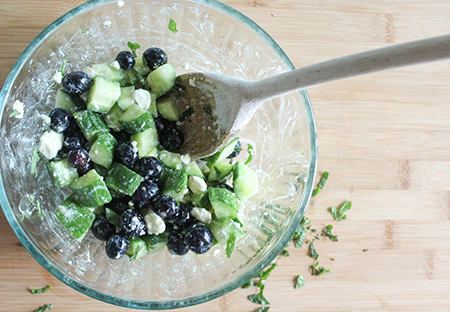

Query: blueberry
<box><xmin>131</xmin><ymin>180</ymin><xmax>160</xmax><ymax>210</ymax></box>
<box><xmin>167</xmin><ymin>231</ymin><xmax>189</xmax><ymax>256</ymax></box>
<box><xmin>114</xmin><ymin>142</ymin><xmax>139</xmax><ymax>169</ymax></box>
<box><xmin>153</xmin><ymin>117</ymin><xmax>173</xmax><ymax>133</ymax></box>
<box><xmin>227</xmin><ymin>140</ymin><xmax>241</xmax><ymax>159</ymax></box>
<box><xmin>143</xmin><ymin>47</ymin><xmax>168</xmax><ymax>70</ymax></box>
<box><xmin>111</xmin><ymin>129</ymin><xmax>132</xmax><ymax>145</ymax></box>
<box><xmin>91</xmin><ymin>213</ymin><xmax>115</xmax><ymax>241</ymax></box>
<box><xmin>105</xmin><ymin>197</ymin><xmax>131</xmax><ymax>215</ymax></box>
<box><xmin>213</xmin><ymin>184</ymin><xmax>235</xmax><ymax>193</ymax></box>
<box><xmin>184</xmin><ymin>223</ymin><xmax>214</xmax><ymax>254</ymax></box>
<box><xmin>116</xmin><ymin>51</ymin><xmax>135</xmax><ymax>70</ymax></box>
<box><xmin>68</xmin><ymin>148</ymin><xmax>90</xmax><ymax>169</ymax></box>
<box><xmin>63</xmin><ymin>136</ymin><xmax>82</xmax><ymax>152</ymax></box>
<box><xmin>62</xmin><ymin>71</ymin><xmax>92</xmax><ymax>95</ymax></box>
<box><xmin>172</xmin><ymin>204</ymin><xmax>194</xmax><ymax>229</ymax></box>
<box><xmin>137</xmin><ymin>157</ymin><xmax>163</xmax><ymax>181</ymax></box>
<box><xmin>49</xmin><ymin>108</ymin><xmax>70</xmax><ymax>133</ymax></box>
<box><xmin>105</xmin><ymin>234</ymin><xmax>129</xmax><ymax>259</ymax></box>
<box><xmin>120</xmin><ymin>209</ymin><xmax>146</xmax><ymax>237</ymax></box>
<box><xmin>153</xmin><ymin>195</ymin><xmax>179</xmax><ymax>221</ymax></box>
<box><xmin>77</xmin><ymin>161</ymin><xmax>94</xmax><ymax>176</ymax></box>
<box><xmin>158</xmin><ymin>127</ymin><xmax>184</xmax><ymax>152</ymax></box>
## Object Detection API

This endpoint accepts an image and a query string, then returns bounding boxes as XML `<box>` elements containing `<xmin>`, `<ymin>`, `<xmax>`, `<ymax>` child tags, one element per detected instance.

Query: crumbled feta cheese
<box><xmin>12</xmin><ymin>100</ymin><xmax>24</xmax><ymax>118</ymax></box>
<box><xmin>83</xmin><ymin>66</ymin><xmax>96</xmax><ymax>79</ymax></box>
<box><xmin>144</xmin><ymin>211</ymin><xmax>166</xmax><ymax>235</ymax></box>
<box><xmin>189</xmin><ymin>78</ymin><xmax>196</xmax><ymax>87</ymax></box>
<box><xmin>191</xmin><ymin>207</ymin><xmax>212</xmax><ymax>224</ymax></box>
<box><xmin>130</xmin><ymin>141</ymin><xmax>138</xmax><ymax>153</ymax></box>
<box><xmin>110</xmin><ymin>60</ymin><xmax>121</xmax><ymax>70</ymax></box>
<box><xmin>39</xmin><ymin>130</ymin><xmax>64</xmax><ymax>159</ymax></box>
<box><xmin>40</xmin><ymin>114</ymin><xmax>51</xmax><ymax>126</ymax></box>
<box><xmin>133</xmin><ymin>89</ymin><xmax>151</xmax><ymax>110</ymax></box>
<box><xmin>180</xmin><ymin>154</ymin><xmax>190</xmax><ymax>165</ymax></box>
<box><xmin>52</xmin><ymin>71</ymin><xmax>62</xmax><ymax>84</ymax></box>
<box><xmin>187</xmin><ymin>176</ymin><xmax>207</xmax><ymax>194</ymax></box>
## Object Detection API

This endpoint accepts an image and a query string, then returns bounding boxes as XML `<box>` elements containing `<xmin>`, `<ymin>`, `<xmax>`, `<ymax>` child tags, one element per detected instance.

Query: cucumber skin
<box><xmin>163</xmin><ymin>169</ymin><xmax>188</xmax><ymax>202</ymax></box>
<box><xmin>89</xmin><ymin>133</ymin><xmax>118</xmax><ymax>169</ymax></box>
<box><xmin>205</xmin><ymin>137</ymin><xmax>240</xmax><ymax>166</ymax></box>
<box><xmin>69</xmin><ymin>169</ymin><xmax>112</xmax><ymax>207</ymax></box>
<box><xmin>46</xmin><ymin>159</ymin><xmax>78</xmax><ymax>187</ymax></box>
<box><xmin>126</xmin><ymin>237</ymin><xmax>148</xmax><ymax>260</ymax></box>
<box><xmin>233</xmin><ymin>161</ymin><xmax>258</xmax><ymax>202</ymax></box>
<box><xmin>73</xmin><ymin>110</ymin><xmax>109</xmax><ymax>141</ymax></box>
<box><xmin>208</xmin><ymin>161</ymin><xmax>233</xmax><ymax>182</ymax></box>
<box><xmin>55</xmin><ymin>195</ymin><xmax>95</xmax><ymax>240</ymax></box>
<box><xmin>87</xmin><ymin>76</ymin><xmax>121</xmax><ymax>113</ymax></box>
<box><xmin>131</xmin><ymin>126</ymin><xmax>158</xmax><ymax>158</ymax></box>
<box><xmin>208</xmin><ymin>187</ymin><xmax>239</xmax><ymax>219</ymax></box>
<box><xmin>105</xmin><ymin>163</ymin><xmax>143</xmax><ymax>196</ymax></box>
<box><xmin>119</xmin><ymin>104</ymin><xmax>154</xmax><ymax>134</ymax></box>
<box><xmin>146</xmin><ymin>63</ymin><xmax>176</xmax><ymax>98</ymax></box>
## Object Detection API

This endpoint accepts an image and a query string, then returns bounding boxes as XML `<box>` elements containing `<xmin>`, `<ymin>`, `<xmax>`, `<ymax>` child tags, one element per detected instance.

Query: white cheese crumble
<box><xmin>188</xmin><ymin>78</ymin><xmax>196</xmax><ymax>87</ymax></box>
<box><xmin>39</xmin><ymin>130</ymin><xmax>64</xmax><ymax>159</ymax></box>
<box><xmin>187</xmin><ymin>176</ymin><xmax>207</xmax><ymax>194</ymax></box>
<box><xmin>133</xmin><ymin>89</ymin><xmax>151</xmax><ymax>110</ymax></box>
<box><xmin>144</xmin><ymin>211</ymin><xmax>166</xmax><ymax>235</ymax></box>
<box><xmin>40</xmin><ymin>114</ymin><xmax>51</xmax><ymax>126</ymax></box>
<box><xmin>110</xmin><ymin>60</ymin><xmax>121</xmax><ymax>70</ymax></box>
<box><xmin>83</xmin><ymin>66</ymin><xmax>96</xmax><ymax>79</ymax></box>
<box><xmin>52</xmin><ymin>71</ymin><xmax>62</xmax><ymax>84</ymax></box>
<box><xmin>130</xmin><ymin>140</ymin><xmax>138</xmax><ymax>153</ymax></box>
<box><xmin>180</xmin><ymin>154</ymin><xmax>191</xmax><ymax>165</ymax></box>
<box><xmin>117</xmin><ymin>0</ymin><xmax>125</xmax><ymax>7</ymax></box>
<box><xmin>191</xmin><ymin>207</ymin><xmax>212</xmax><ymax>224</ymax></box>
<box><xmin>12</xmin><ymin>100</ymin><xmax>24</xmax><ymax>118</ymax></box>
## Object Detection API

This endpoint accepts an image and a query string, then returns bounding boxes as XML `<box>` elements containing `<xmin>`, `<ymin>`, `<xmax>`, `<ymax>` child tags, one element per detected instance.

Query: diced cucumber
<box><xmin>134</xmin><ymin>56</ymin><xmax>151</xmax><ymax>78</ymax></box>
<box><xmin>142</xmin><ymin>234</ymin><xmax>167</xmax><ymax>255</ymax></box>
<box><xmin>126</xmin><ymin>237</ymin><xmax>148</xmax><ymax>260</ymax></box>
<box><xmin>189</xmin><ymin>190</ymin><xmax>211</xmax><ymax>209</ymax></box>
<box><xmin>46</xmin><ymin>159</ymin><xmax>78</xmax><ymax>187</ymax></box>
<box><xmin>156</xmin><ymin>96</ymin><xmax>181</xmax><ymax>121</ymax></box>
<box><xmin>119</xmin><ymin>104</ymin><xmax>154</xmax><ymax>134</ymax></box>
<box><xmin>131</xmin><ymin>126</ymin><xmax>158</xmax><ymax>158</ymax></box>
<box><xmin>208</xmin><ymin>187</ymin><xmax>239</xmax><ymax>219</ymax></box>
<box><xmin>55</xmin><ymin>195</ymin><xmax>95</xmax><ymax>240</ymax></box>
<box><xmin>208</xmin><ymin>217</ymin><xmax>245</xmax><ymax>246</ymax></box>
<box><xmin>73</xmin><ymin>110</ymin><xmax>109</xmax><ymax>141</ymax></box>
<box><xmin>105</xmin><ymin>207</ymin><xmax>120</xmax><ymax>230</ymax></box>
<box><xmin>87</xmin><ymin>76</ymin><xmax>121</xmax><ymax>113</ymax></box>
<box><xmin>208</xmin><ymin>161</ymin><xmax>234</xmax><ymax>182</ymax></box>
<box><xmin>185</xmin><ymin>161</ymin><xmax>204</xmax><ymax>178</ymax></box>
<box><xmin>91</xmin><ymin>63</ymin><xmax>124</xmax><ymax>82</ymax></box>
<box><xmin>69</xmin><ymin>169</ymin><xmax>112</xmax><ymax>207</ymax></box>
<box><xmin>158</xmin><ymin>150</ymin><xmax>183</xmax><ymax>170</ymax></box>
<box><xmin>123</xmin><ymin>70</ymin><xmax>138</xmax><ymax>86</ymax></box>
<box><xmin>105</xmin><ymin>163</ymin><xmax>143</xmax><ymax>196</ymax></box>
<box><xmin>143</xmin><ymin>147</ymin><xmax>158</xmax><ymax>158</ymax></box>
<box><xmin>233</xmin><ymin>161</ymin><xmax>258</xmax><ymax>201</ymax></box>
<box><xmin>163</xmin><ymin>169</ymin><xmax>188</xmax><ymax>202</ymax></box>
<box><xmin>89</xmin><ymin>133</ymin><xmax>118</xmax><ymax>168</ymax></box>
<box><xmin>146</xmin><ymin>63</ymin><xmax>176</xmax><ymax>98</ymax></box>
<box><xmin>149</xmin><ymin>92</ymin><xmax>158</xmax><ymax>117</ymax></box>
<box><xmin>117</xmin><ymin>86</ymin><xmax>135</xmax><ymax>111</ymax></box>
<box><xmin>158</xmin><ymin>166</ymin><xmax>173</xmax><ymax>186</ymax></box>
<box><xmin>102</xmin><ymin>103</ymin><xmax>125</xmax><ymax>131</ymax></box>
<box><xmin>55</xmin><ymin>88</ymin><xmax>77</xmax><ymax>114</ymax></box>
<box><xmin>205</xmin><ymin>137</ymin><xmax>240</xmax><ymax>166</ymax></box>
<box><xmin>93</xmin><ymin>163</ymin><xmax>109</xmax><ymax>178</ymax></box>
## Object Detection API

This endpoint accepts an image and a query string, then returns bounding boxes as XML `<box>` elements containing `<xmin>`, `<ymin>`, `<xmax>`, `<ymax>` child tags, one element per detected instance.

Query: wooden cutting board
<box><xmin>1</xmin><ymin>0</ymin><xmax>450</xmax><ymax>311</ymax></box>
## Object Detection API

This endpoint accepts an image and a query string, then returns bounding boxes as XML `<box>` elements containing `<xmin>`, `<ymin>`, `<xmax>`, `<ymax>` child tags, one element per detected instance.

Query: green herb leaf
<box><xmin>81</xmin><ymin>29</ymin><xmax>87</xmax><ymax>34</ymax></box>
<box><xmin>232</xmin><ymin>217</ymin><xmax>244</xmax><ymax>228</ymax></box>
<box><xmin>226</xmin><ymin>233</ymin><xmax>236</xmax><ymax>258</ymax></box>
<box><xmin>34</xmin><ymin>304</ymin><xmax>53</xmax><ymax>312</ymax></box>
<box><xmin>127</xmin><ymin>41</ymin><xmax>141</xmax><ymax>57</ymax></box>
<box><xmin>244</xmin><ymin>143</ymin><xmax>254</xmax><ymax>165</ymax></box>
<box><xmin>256</xmin><ymin>307</ymin><xmax>270</xmax><ymax>312</ymax></box>
<box><xmin>339</xmin><ymin>201</ymin><xmax>352</xmax><ymax>220</ymax></box>
<box><xmin>312</xmin><ymin>171</ymin><xmax>329</xmax><ymax>196</ymax></box>
<box><xmin>363</xmin><ymin>249</ymin><xmax>368</xmax><ymax>252</ymax></box>
<box><xmin>324</xmin><ymin>224</ymin><xmax>338</xmax><ymax>242</ymax></box>
<box><xmin>31</xmin><ymin>146</ymin><xmax>41</xmax><ymax>175</ymax></box>
<box><xmin>248</xmin><ymin>292</ymin><xmax>270</xmax><ymax>305</ymax></box>
<box><xmin>295</xmin><ymin>275</ymin><xmax>305</xmax><ymax>289</ymax></box>
<box><xmin>309</xmin><ymin>261</ymin><xmax>330</xmax><ymax>276</ymax></box>
<box><xmin>9</xmin><ymin>110</ymin><xmax>20</xmax><ymax>118</ymax></box>
<box><xmin>330</xmin><ymin>206</ymin><xmax>339</xmax><ymax>220</ymax></box>
<box><xmin>309</xmin><ymin>240</ymin><xmax>319</xmax><ymax>260</ymax></box>
<box><xmin>241</xmin><ymin>280</ymin><xmax>254</xmax><ymax>289</ymax></box>
<box><xmin>60</xmin><ymin>56</ymin><xmax>69</xmax><ymax>77</ymax></box>
<box><xmin>168</xmin><ymin>18</ymin><xmax>178</xmax><ymax>34</ymax></box>
<box><xmin>30</xmin><ymin>285</ymin><xmax>52</xmax><ymax>294</ymax></box>
<box><xmin>280</xmin><ymin>249</ymin><xmax>290</xmax><ymax>257</ymax></box>
<box><xmin>257</xmin><ymin>263</ymin><xmax>277</xmax><ymax>282</ymax></box>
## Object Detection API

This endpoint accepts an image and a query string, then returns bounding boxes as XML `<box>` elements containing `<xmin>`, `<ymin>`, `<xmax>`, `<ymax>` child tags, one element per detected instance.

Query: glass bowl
<box><xmin>0</xmin><ymin>0</ymin><xmax>317</xmax><ymax>309</ymax></box>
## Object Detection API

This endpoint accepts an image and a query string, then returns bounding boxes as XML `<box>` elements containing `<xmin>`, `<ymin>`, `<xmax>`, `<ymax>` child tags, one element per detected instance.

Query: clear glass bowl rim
<box><xmin>0</xmin><ymin>0</ymin><xmax>318</xmax><ymax>309</ymax></box>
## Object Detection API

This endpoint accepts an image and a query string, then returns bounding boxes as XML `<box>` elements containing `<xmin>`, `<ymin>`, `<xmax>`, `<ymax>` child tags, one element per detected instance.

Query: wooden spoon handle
<box><xmin>245</xmin><ymin>34</ymin><xmax>450</xmax><ymax>103</ymax></box>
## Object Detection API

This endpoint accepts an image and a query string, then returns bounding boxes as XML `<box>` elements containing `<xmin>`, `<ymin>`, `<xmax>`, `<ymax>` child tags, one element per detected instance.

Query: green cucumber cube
<box><xmin>208</xmin><ymin>187</ymin><xmax>239</xmax><ymax>219</ymax></box>
<box><xmin>46</xmin><ymin>159</ymin><xmax>78</xmax><ymax>187</ymax></box>
<box><xmin>146</xmin><ymin>63</ymin><xmax>176</xmax><ymax>98</ymax></box>
<box><xmin>87</xmin><ymin>76</ymin><xmax>121</xmax><ymax>113</ymax></box>
<box><xmin>134</xmin><ymin>57</ymin><xmax>151</xmax><ymax>78</ymax></box>
<box><xmin>55</xmin><ymin>195</ymin><xmax>95</xmax><ymax>240</ymax></box>
<box><xmin>126</xmin><ymin>237</ymin><xmax>148</xmax><ymax>260</ymax></box>
<box><xmin>233</xmin><ymin>161</ymin><xmax>258</xmax><ymax>201</ymax></box>
<box><xmin>105</xmin><ymin>163</ymin><xmax>143</xmax><ymax>196</ymax></box>
<box><xmin>89</xmin><ymin>133</ymin><xmax>118</xmax><ymax>168</ymax></box>
<box><xmin>156</xmin><ymin>96</ymin><xmax>181</xmax><ymax>121</ymax></box>
<box><xmin>189</xmin><ymin>190</ymin><xmax>211</xmax><ymax>210</ymax></box>
<box><xmin>158</xmin><ymin>150</ymin><xmax>183</xmax><ymax>170</ymax></box>
<box><xmin>69</xmin><ymin>169</ymin><xmax>112</xmax><ymax>207</ymax></box>
<box><xmin>91</xmin><ymin>63</ymin><xmax>124</xmax><ymax>82</ymax></box>
<box><xmin>143</xmin><ymin>147</ymin><xmax>158</xmax><ymax>158</ymax></box>
<box><xmin>185</xmin><ymin>161</ymin><xmax>204</xmax><ymax>178</ymax></box>
<box><xmin>149</xmin><ymin>92</ymin><xmax>158</xmax><ymax>117</ymax></box>
<box><xmin>55</xmin><ymin>88</ymin><xmax>77</xmax><ymax>114</ymax></box>
<box><xmin>123</xmin><ymin>70</ymin><xmax>138</xmax><ymax>86</ymax></box>
<box><xmin>131</xmin><ymin>126</ymin><xmax>158</xmax><ymax>158</ymax></box>
<box><xmin>117</xmin><ymin>86</ymin><xmax>135</xmax><ymax>111</ymax></box>
<box><xmin>205</xmin><ymin>137</ymin><xmax>240</xmax><ymax>166</ymax></box>
<box><xmin>142</xmin><ymin>234</ymin><xmax>167</xmax><ymax>255</ymax></box>
<box><xmin>105</xmin><ymin>207</ymin><xmax>120</xmax><ymax>230</ymax></box>
<box><xmin>208</xmin><ymin>161</ymin><xmax>234</xmax><ymax>182</ymax></box>
<box><xmin>163</xmin><ymin>169</ymin><xmax>188</xmax><ymax>202</ymax></box>
<box><xmin>119</xmin><ymin>104</ymin><xmax>154</xmax><ymax>134</ymax></box>
<box><xmin>102</xmin><ymin>103</ymin><xmax>125</xmax><ymax>131</ymax></box>
<box><xmin>208</xmin><ymin>217</ymin><xmax>245</xmax><ymax>246</ymax></box>
<box><xmin>73</xmin><ymin>110</ymin><xmax>109</xmax><ymax>141</ymax></box>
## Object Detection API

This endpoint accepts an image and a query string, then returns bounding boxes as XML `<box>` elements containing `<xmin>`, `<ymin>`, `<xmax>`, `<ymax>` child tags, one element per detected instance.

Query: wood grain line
<box><xmin>246</xmin><ymin>0</ymin><xmax>266</xmax><ymax>7</ymax></box>
<box><xmin>384</xmin><ymin>220</ymin><xmax>394</xmax><ymax>249</ymax></box>
<box><xmin>424</xmin><ymin>249</ymin><xmax>435</xmax><ymax>279</ymax></box>
<box><xmin>398</xmin><ymin>160</ymin><xmax>410</xmax><ymax>190</ymax></box>
<box><xmin>385</xmin><ymin>13</ymin><xmax>395</xmax><ymax>43</ymax></box>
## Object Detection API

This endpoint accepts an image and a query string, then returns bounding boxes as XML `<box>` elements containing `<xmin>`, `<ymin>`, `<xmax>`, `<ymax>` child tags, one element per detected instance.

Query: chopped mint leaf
<box><xmin>31</xmin><ymin>146</ymin><xmax>41</xmax><ymax>175</ymax></box>
<box><xmin>330</xmin><ymin>258</ymin><xmax>335</xmax><ymax>261</ymax></box>
<box><xmin>312</xmin><ymin>171</ymin><xmax>329</xmax><ymax>196</ymax></box>
<box><xmin>16</xmin><ymin>242</ymin><xmax>24</xmax><ymax>247</ymax></box>
<box><xmin>330</xmin><ymin>201</ymin><xmax>352</xmax><ymax>221</ymax></box>
<box><xmin>242</xmin><ymin>280</ymin><xmax>254</xmax><ymax>289</ymax></box>
<box><xmin>226</xmin><ymin>233</ymin><xmax>236</xmax><ymax>258</ymax></box>
<box><xmin>292</xmin><ymin>216</ymin><xmax>309</xmax><ymax>248</ymax></box>
<box><xmin>244</xmin><ymin>143</ymin><xmax>254</xmax><ymax>165</ymax></box>
<box><xmin>60</xmin><ymin>56</ymin><xmax>69</xmax><ymax>77</ymax></box>
<box><xmin>330</xmin><ymin>206</ymin><xmax>339</xmax><ymax>220</ymax></box>
<box><xmin>309</xmin><ymin>240</ymin><xmax>319</xmax><ymax>260</ymax></box>
<box><xmin>324</xmin><ymin>224</ymin><xmax>338</xmax><ymax>242</ymax></box>
<box><xmin>9</xmin><ymin>110</ymin><xmax>20</xmax><ymax>118</ymax></box>
<box><xmin>30</xmin><ymin>285</ymin><xmax>52</xmax><ymax>294</ymax></box>
<box><xmin>363</xmin><ymin>249</ymin><xmax>368</xmax><ymax>252</ymax></box>
<box><xmin>81</xmin><ymin>29</ymin><xmax>87</xmax><ymax>34</ymax></box>
<box><xmin>309</xmin><ymin>261</ymin><xmax>330</xmax><ymax>276</ymax></box>
<box><xmin>36</xmin><ymin>199</ymin><xmax>43</xmax><ymax>220</ymax></box>
<box><xmin>256</xmin><ymin>307</ymin><xmax>270</xmax><ymax>312</ymax></box>
<box><xmin>295</xmin><ymin>275</ymin><xmax>305</xmax><ymax>289</ymax></box>
<box><xmin>280</xmin><ymin>249</ymin><xmax>290</xmax><ymax>257</ymax></box>
<box><xmin>257</xmin><ymin>263</ymin><xmax>277</xmax><ymax>282</ymax></box>
<box><xmin>248</xmin><ymin>291</ymin><xmax>270</xmax><ymax>305</ymax></box>
<box><xmin>127</xmin><ymin>41</ymin><xmax>141</xmax><ymax>57</ymax></box>
<box><xmin>232</xmin><ymin>217</ymin><xmax>244</xmax><ymax>228</ymax></box>
<box><xmin>168</xmin><ymin>18</ymin><xmax>178</xmax><ymax>34</ymax></box>
<box><xmin>34</xmin><ymin>304</ymin><xmax>53</xmax><ymax>312</ymax></box>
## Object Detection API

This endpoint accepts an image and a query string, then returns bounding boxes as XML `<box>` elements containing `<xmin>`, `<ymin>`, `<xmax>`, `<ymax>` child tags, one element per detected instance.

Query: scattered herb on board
<box><xmin>127</xmin><ymin>41</ymin><xmax>141</xmax><ymax>57</ymax></box>
<box><xmin>30</xmin><ymin>285</ymin><xmax>52</xmax><ymax>294</ymax></box>
<box><xmin>294</xmin><ymin>275</ymin><xmax>305</xmax><ymax>289</ymax></box>
<box><xmin>255</xmin><ymin>307</ymin><xmax>270</xmax><ymax>312</ymax></box>
<box><xmin>280</xmin><ymin>249</ymin><xmax>290</xmax><ymax>257</ymax></box>
<box><xmin>312</xmin><ymin>171</ymin><xmax>329</xmax><ymax>196</ymax></box>
<box><xmin>309</xmin><ymin>240</ymin><xmax>319</xmax><ymax>260</ymax></box>
<box><xmin>291</xmin><ymin>216</ymin><xmax>310</xmax><ymax>248</ymax></box>
<box><xmin>323</xmin><ymin>224</ymin><xmax>338</xmax><ymax>242</ymax></box>
<box><xmin>31</xmin><ymin>146</ymin><xmax>41</xmax><ymax>175</ymax></box>
<box><xmin>9</xmin><ymin>110</ymin><xmax>20</xmax><ymax>118</ymax></box>
<box><xmin>245</xmin><ymin>143</ymin><xmax>254</xmax><ymax>165</ymax></box>
<box><xmin>244</xmin><ymin>263</ymin><xmax>276</xmax><ymax>307</ymax></box>
<box><xmin>33</xmin><ymin>304</ymin><xmax>53</xmax><ymax>312</ymax></box>
<box><xmin>309</xmin><ymin>261</ymin><xmax>330</xmax><ymax>276</ymax></box>
<box><xmin>363</xmin><ymin>249</ymin><xmax>368</xmax><ymax>252</ymax></box>
<box><xmin>226</xmin><ymin>233</ymin><xmax>236</xmax><ymax>258</ymax></box>
<box><xmin>168</xmin><ymin>18</ymin><xmax>178</xmax><ymax>34</ymax></box>
<box><xmin>330</xmin><ymin>201</ymin><xmax>352</xmax><ymax>221</ymax></box>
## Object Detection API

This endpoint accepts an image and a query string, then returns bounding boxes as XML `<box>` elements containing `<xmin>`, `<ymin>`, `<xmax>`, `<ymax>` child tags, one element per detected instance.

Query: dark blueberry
<box><xmin>105</xmin><ymin>234</ymin><xmax>129</xmax><ymax>259</ymax></box>
<box><xmin>91</xmin><ymin>213</ymin><xmax>116</xmax><ymax>241</ymax></box>
<box><xmin>105</xmin><ymin>197</ymin><xmax>131</xmax><ymax>215</ymax></box>
<box><xmin>167</xmin><ymin>231</ymin><xmax>189</xmax><ymax>256</ymax></box>
<box><xmin>153</xmin><ymin>117</ymin><xmax>174</xmax><ymax>133</ymax></box>
<box><xmin>179</xmin><ymin>202</ymin><xmax>193</xmax><ymax>212</ymax></box>
<box><xmin>114</xmin><ymin>142</ymin><xmax>139</xmax><ymax>169</ymax></box>
<box><xmin>172</xmin><ymin>206</ymin><xmax>194</xmax><ymax>229</ymax></box>
<box><xmin>184</xmin><ymin>223</ymin><xmax>214</xmax><ymax>254</ymax></box>
<box><xmin>64</xmin><ymin>136</ymin><xmax>82</xmax><ymax>152</ymax></box>
<box><xmin>116</xmin><ymin>51</ymin><xmax>135</xmax><ymax>70</ymax></box>
<box><xmin>68</xmin><ymin>148</ymin><xmax>90</xmax><ymax>169</ymax></box>
<box><xmin>120</xmin><ymin>209</ymin><xmax>146</xmax><ymax>237</ymax></box>
<box><xmin>62</xmin><ymin>71</ymin><xmax>92</xmax><ymax>95</ymax></box>
<box><xmin>227</xmin><ymin>140</ymin><xmax>241</xmax><ymax>159</ymax></box>
<box><xmin>137</xmin><ymin>157</ymin><xmax>163</xmax><ymax>181</ymax></box>
<box><xmin>111</xmin><ymin>129</ymin><xmax>132</xmax><ymax>144</ymax></box>
<box><xmin>77</xmin><ymin>161</ymin><xmax>94</xmax><ymax>176</ymax></box>
<box><xmin>213</xmin><ymin>184</ymin><xmax>235</xmax><ymax>193</ymax></box>
<box><xmin>153</xmin><ymin>195</ymin><xmax>179</xmax><ymax>221</ymax></box>
<box><xmin>49</xmin><ymin>108</ymin><xmax>70</xmax><ymax>133</ymax></box>
<box><xmin>158</xmin><ymin>127</ymin><xmax>184</xmax><ymax>152</ymax></box>
<box><xmin>131</xmin><ymin>180</ymin><xmax>160</xmax><ymax>210</ymax></box>
<box><xmin>143</xmin><ymin>47</ymin><xmax>168</xmax><ymax>70</ymax></box>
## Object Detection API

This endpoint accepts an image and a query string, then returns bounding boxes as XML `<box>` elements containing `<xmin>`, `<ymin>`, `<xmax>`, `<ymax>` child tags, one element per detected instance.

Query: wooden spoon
<box><xmin>170</xmin><ymin>34</ymin><xmax>450</xmax><ymax>159</ymax></box>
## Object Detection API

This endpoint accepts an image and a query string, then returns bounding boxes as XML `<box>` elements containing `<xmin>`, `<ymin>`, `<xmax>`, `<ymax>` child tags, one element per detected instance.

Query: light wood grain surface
<box><xmin>1</xmin><ymin>0</ymin><xmax>450</xmax><ymax>311</ymax></box>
